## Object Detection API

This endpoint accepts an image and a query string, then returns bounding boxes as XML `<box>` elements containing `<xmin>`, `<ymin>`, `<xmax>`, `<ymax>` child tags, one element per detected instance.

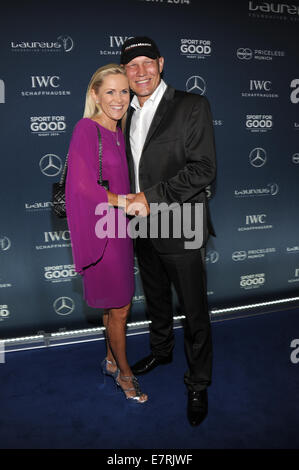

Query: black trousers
<box><xmin>136</xmin><ymin>237</ymin><xmax>212</xmax><ymax>392</ymax></box>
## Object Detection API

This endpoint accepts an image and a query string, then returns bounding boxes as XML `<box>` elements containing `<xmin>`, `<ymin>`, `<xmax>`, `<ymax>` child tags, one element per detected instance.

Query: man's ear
<box><xmin>158</xmin><ymin>57</ymin><xmax>164</xmax><ymax>74</ymax></box>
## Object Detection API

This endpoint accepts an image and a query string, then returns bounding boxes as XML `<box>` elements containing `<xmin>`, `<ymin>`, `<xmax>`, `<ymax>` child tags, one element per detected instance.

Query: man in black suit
<box><xmin>121</xmin><ymin>37</ymin><xmax>216</xmax><ymax>426</ymax></box>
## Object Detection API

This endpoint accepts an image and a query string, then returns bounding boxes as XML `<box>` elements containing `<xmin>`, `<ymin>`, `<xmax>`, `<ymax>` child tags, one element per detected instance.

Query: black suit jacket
<box><xmin>125</xmin><ymin>85</ymin><xmax>216</xmax><ymax>253</ymax></box>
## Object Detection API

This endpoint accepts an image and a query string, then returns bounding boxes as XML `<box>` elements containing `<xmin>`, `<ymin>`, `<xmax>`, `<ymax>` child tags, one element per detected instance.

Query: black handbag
<box><xmin>52</xmin><ymin>125</ymin><xmax>109</xmax><ymax>218</ymax></box>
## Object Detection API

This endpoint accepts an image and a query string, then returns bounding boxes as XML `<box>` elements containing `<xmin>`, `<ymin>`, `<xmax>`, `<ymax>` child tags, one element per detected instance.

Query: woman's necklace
<box><xmin>95</xmin><ymin>114</ymin><xmax>120</xmax><ymax>147</ymax></box>
<box><xmin>113</xmin><ymin>128</ymin><xmax>120</xmax><ymax>147</ymax></box>
<box><xmin>94</xmin><ymin>116</ymin><xmax>120</xmax><ymax>145</ymax></box>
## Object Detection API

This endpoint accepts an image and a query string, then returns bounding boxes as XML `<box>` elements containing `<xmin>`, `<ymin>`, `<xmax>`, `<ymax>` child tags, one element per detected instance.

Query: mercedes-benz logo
<box><xmin>232</xmin><ymin>251</ymin><xmax>247</xmax><ymax>262</ymax></box>
<box><xmin>57</xmin><ymin>35</ymin><xmax>74</xmax><ymax>53</ymax></box>
<box><xmin>292</xmin><ymin>153</ymin><xmax>299</xmax><ymax>164</ymax></box>
<box><xmin>237</xmin><ymin>48</ymin><xmax>253</xmax><ymax>60</ymax></box>
<box><xmin>205</xmin><ymin>250</ymin><xmax>219</xmax><ymax>264</ymax></box>
<box><xmin>0</xmin><ymin>236</ymin><xmax>11</xmax><ymax>251</ymax></box>
<box><xmin>249</xmin><ymin>148</ymin><xmax>267</xmax><ymax>168</ymax></box>
<box><xmin>39</xmin><ymin>154</ymin><xmax>63</xmax><ymax>177</ymax></box>
<box><xmin>53</xmin><ymin>297</ymin><xmax>75</xmax><ymax>316</ymax></box>
<box><xmin>186</xmin><ymin>76</ymin><xmax>206</xmax><ymax>95</ymax></box>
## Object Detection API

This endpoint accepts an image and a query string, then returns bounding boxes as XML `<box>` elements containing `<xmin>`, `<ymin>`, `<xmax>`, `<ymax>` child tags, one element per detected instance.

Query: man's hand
<box><xmin>126</xmin><ymin>192</ymin><xmax>150</xmax><ymax>217</ymax></box>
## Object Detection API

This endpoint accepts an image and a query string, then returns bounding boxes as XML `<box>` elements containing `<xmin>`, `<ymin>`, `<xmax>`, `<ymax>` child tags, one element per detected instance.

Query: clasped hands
<box><xmin>107</xmin><ymin>191</ymin><xmax>150</xmax><ymax>217</ymax></box>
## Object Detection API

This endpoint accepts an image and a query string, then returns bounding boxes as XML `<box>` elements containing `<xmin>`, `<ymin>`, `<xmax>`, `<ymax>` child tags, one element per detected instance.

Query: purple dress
<box><xmin>65</xmin><ymin>118</ymin><xmax>134</xmax><ymax>308</ymax></box>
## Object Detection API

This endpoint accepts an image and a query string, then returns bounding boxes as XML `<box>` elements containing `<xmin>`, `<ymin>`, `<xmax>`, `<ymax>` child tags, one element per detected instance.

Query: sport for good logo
<box><xmin>180</xmin><ymin>39</ymin><xmax>212</xmax><ymax>59</ymax></box>
<box><xmin>246</xmin><ymin>114</ymin><xmax>273</xmax><ymax>132</ymax></box>
<box><xmin>240</xmin><ymin>273</ymin><xmax>265</xmax><ymax>289</ymax></box>
<box><xmin>30</xmin><ymin>116</ymin><xmax>66</xmax><ymax>136</ymax></box>
<box><xmin>44</xmin><ymin>265</ymin><xmax>77</xmax><ymax>283</ymax></box>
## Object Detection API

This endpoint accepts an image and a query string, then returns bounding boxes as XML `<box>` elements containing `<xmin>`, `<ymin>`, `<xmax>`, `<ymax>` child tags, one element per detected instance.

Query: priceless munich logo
<box><xmin>237</xmin><ymin>47</ymin><xmax>285</xmax><ymax>61</ymax></box>
<box><xmin>237</xmin><ymin>48</ymin><xmax>253</xmax><ymax>60</ymax></box>
<box><xmin>249</xmin><ymin>148</ymin><xmax>267</xmax><ymax>167</ymax></box>
<box><xmin>292</xmin><ymin>153</ymin><xmax>299</xmax><ymax>164</ymax></box>
<box><xmin>186</xmin><ymin>76</ymin><xmax>206</xmax><ymax>95</ymax></box>
<box><xmin>232</xmin><ymin>251</ymin><xmax>247</xmax><ymax>261</ymax></box>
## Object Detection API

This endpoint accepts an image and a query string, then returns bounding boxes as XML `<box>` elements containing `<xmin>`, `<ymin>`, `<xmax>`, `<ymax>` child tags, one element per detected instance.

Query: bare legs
<box><xmin>102</xmin><ymin>304</ymin><xmax>147</xmax><ymax>402</ymax></box>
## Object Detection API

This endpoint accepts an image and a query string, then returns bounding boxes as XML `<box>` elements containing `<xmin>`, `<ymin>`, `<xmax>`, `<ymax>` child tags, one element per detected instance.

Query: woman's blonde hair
<box><xmin>83</xmin><ymin>63</ymin><xmax>128</xmax><ymax>120</ymax></box>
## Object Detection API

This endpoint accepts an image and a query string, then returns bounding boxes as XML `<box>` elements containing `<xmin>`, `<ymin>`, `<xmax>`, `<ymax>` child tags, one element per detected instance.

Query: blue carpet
<box><xmin>0</xmin><ymin>307</ymin><xmax>299</xmax><ymax>449</ymax></box>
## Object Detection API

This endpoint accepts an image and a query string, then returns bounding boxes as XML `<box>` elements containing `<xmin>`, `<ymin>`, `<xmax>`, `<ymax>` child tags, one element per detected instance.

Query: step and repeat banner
<box><xmin>0</xmin><ymin>0</ymin><xmax>299</xmax><ymax>337</ymax></box>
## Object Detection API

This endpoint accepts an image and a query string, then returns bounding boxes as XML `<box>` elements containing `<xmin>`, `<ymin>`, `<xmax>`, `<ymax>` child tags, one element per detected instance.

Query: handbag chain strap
<box><xmin>59</xmin><ymin>153</ymin><xmax>68</xmax><ymax>186</ymax></box>
<box><xmin>96</xmin><ymin>127</ymin><xmax>103</xmax><ymax>185</ymax></box>
<box><xmin>59</xmin><ymin>124</ymin><xmax>103</xmax><ymax>186</ymax></box>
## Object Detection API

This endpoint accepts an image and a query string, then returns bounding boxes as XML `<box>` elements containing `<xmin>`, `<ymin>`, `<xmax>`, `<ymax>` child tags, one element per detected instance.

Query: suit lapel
<box><xmin>125</xmin><ymin>85</ymin><xmax>175</xmax><ymax>192</ymax></box>
<box><xmin>124</xmin><ymin>106</ymin><xmax>136</xmax><ymax>192</ymax></box>
<box><xmin>142</xmin><ymin>85</ymin><xmax>175</xmax><ymax>153</ymax></box>
<box><xmin>125</xmin><ymin>106</ymin><xmax>134</xmax><ymax>154</ymax></box>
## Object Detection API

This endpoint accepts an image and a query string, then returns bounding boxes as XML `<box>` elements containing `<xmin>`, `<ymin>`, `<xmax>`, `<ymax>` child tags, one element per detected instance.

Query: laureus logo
<box><xmin>0</xmin><ymin>237</ymin><xmax>11</xmax><ymax>252</ymax></box>
<box><xmin>11</xmin><ymin>35</ymin><xmax>74</xmax><ymax>53</ymax></box>
<box><xmin>205</xmin><ymin>250</ymin><xmax>219</xmax><ymax>264</ymax></box>
<box><xmin>249</xmin><ymin>1</ymin><xmax>299</xmax><ymax>16</ymax></box>
<box><xmin>57</xmin><ymin>36</ymin><xmax>74</xmax><ymax>52</ymax></box>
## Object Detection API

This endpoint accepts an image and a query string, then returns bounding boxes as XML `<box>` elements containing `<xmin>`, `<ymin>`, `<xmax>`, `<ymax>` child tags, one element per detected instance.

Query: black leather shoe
<box><xmin>187</xmin><ymin>389</ymin><xmax>208</xmax><ymax>426</ymax></box>
<box><xmin>131</xmin><ymin>353</ymin><xmax>172</xmax><ymax>376</ymax></box>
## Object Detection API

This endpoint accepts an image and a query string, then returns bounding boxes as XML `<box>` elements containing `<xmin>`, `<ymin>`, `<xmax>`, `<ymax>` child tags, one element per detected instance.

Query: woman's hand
<box><xmin>106</xmin><ymin>191</ymin><xmax>128</xmax><ymax>209</ymax></box>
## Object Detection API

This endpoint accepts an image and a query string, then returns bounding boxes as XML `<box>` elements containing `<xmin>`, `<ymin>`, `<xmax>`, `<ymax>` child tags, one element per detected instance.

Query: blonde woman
<box><xmin>66</xmin><ymin>64</ymin><xmax>147</xmax><ymax>404</ymax></box>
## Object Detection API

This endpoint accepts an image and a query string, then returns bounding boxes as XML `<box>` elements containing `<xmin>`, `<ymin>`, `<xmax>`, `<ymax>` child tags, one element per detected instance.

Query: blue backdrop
<box><xmin>1</xmin><ymin>0</ymin><xmax>299</xmax><ymax>337</ymax></box>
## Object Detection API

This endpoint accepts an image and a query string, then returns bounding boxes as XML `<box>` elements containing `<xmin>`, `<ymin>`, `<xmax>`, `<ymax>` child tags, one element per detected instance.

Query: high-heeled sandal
<box><xmin>101</xmin><ymin>358</ymin><xmax>119</xmax><ymax>379</ymax></box>
<box><xmin>115</xmin><ymin>374</ymin><xmax>148</xmax><ymax>404</ymax></box>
